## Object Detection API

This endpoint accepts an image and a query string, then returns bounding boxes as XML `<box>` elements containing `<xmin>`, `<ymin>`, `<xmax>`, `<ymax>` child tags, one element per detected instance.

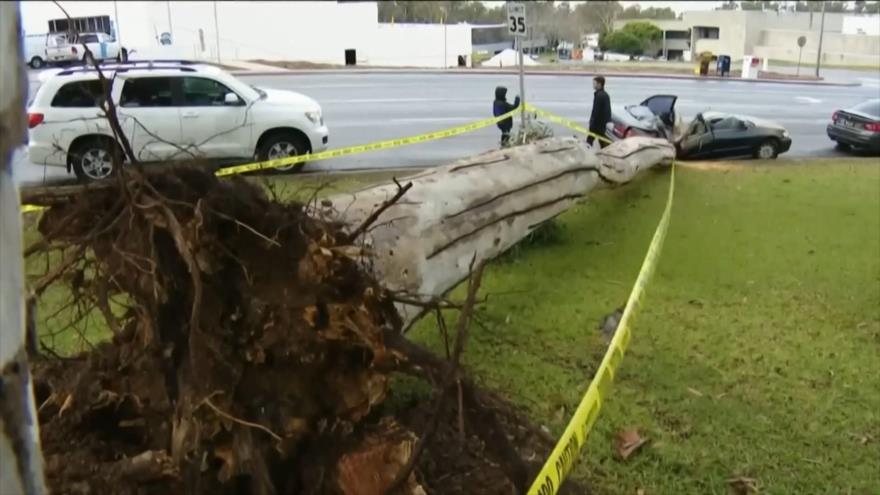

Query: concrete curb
<box><xmin>229</xmin><ymin>68</ymin><xmax>862</xmax><ymax>87</ymax></box>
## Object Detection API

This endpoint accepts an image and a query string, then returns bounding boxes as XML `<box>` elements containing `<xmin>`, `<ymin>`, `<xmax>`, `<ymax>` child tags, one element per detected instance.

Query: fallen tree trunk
<box><xmin>328</xmin><ymin>136</ymin><xmax>674</xmax><ymax>325</ymax></box>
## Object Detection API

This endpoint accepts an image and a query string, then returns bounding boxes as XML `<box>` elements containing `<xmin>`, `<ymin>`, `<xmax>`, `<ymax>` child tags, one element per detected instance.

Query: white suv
<box><xmin>27</xmin><ymin>61</ymin><xmax>329</xmax><ymax>181</ymax></box>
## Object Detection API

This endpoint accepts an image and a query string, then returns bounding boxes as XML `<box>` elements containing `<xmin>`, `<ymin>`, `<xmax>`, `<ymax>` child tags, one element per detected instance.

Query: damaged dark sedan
<box><xmin>606</xmin><ymin>94</ymin><xmax>792</xmax><ymax>160</ymax></box>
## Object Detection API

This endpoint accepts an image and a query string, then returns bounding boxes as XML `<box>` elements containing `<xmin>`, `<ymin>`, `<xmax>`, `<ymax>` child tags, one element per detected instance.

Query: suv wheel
<box><xmin>258</xmin><ymin>132</ymin><xmax>308</xmax><ymax>173</ymax></box>
<box><xmin>754</xmin><ymin>140</ymin><xmax>779</xmax><ymax>159</ymax></box>
<box><xmin>70</xmin><ymin>138</ymin><xmax>118</xmax><ymax>182</ymax></box>
<box><xmin>30</xmin><ymin>56</ymin><xmax>45</xmax><ymax>69</ymax></box>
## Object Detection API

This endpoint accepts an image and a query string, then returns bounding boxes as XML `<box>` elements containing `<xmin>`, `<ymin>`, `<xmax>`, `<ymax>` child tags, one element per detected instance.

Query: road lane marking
<box><xmin>795</xmin><ymin>96</ymin><xmax>823</xmax><ymax>104</ymax></box>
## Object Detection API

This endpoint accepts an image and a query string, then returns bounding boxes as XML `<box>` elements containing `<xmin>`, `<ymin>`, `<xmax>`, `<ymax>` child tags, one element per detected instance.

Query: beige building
<box><xmin>614</xmin><ymin>10</ymin><xmax>879</xmax><ymax>66</ymax></box>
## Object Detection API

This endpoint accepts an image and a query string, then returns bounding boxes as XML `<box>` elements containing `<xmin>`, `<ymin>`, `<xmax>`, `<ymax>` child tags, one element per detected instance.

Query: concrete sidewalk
<box><xmin>223</xmin><ymin>60</ymin><xmax>291</xmax><ymax>72</ymax></box>
<box><xmin>223</xmin><ymin>61</ymin><xmax>861</xmax><ymax>87</ymax></box>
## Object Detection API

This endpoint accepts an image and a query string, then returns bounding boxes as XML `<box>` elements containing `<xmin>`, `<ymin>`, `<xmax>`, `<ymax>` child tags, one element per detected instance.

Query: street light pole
<box><xmin>815</xmin><ymin>0</ymin><xmax>826</xmax><ymax>78</ymax></box>
<box><xmin>443</xmin><ymin>19</ymin><xmax>447</xmax><ymax>69</ymax></box>
<box><xmin>113</xmin><ymin>0</ymin><xmax>122</xmax><ymax>45</ymax></box>
<box><xmin>213</xmin><ymin>1</ymin><xmax>221</xmax><ymax>64</ymax></box>
<box><xmin>166</xmin><ymin>1</ymin><xmax>173</xmax><ymax>40</ymax></box>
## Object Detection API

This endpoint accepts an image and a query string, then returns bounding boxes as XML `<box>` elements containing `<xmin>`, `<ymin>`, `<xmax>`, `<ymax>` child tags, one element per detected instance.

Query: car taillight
<box><xmin>27</xmin><ymin>113</ymin><xmax>44</xmax><ymax>129</ymax></box>
<box><xmin>624</xmin><ymin>128</ymin><xmax>636</xmax><ymax>138</ymax></box>
<box><xmin>71</xmin><ymin>46</ymin><xmax>78</xmax><ymax>54</ymax></box>
<box><xmin>832</xmin><ymin>111</ymin><xmax>839</xmax><ymax>123</ymax></box>
<box><xmin>865</xmin><ymin>122</ymin><xmax>880</xmax><ymax>132</ymax></box>
<box><xmin>614</xmin><ymin>123</ymin><xmax>625</xmax><ymax>137</ymax></box>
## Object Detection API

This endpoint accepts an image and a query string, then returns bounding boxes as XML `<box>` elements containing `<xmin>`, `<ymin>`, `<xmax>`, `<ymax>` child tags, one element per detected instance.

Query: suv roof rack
<box><xmin>100</xmin><ymin>59</ymin><xmax>199</xmax><ymax>66</ymax></box>
<box><xmin>56</xmin><ymin>63</ymin><xmax>199</xmax><ymax>76</ymax></box>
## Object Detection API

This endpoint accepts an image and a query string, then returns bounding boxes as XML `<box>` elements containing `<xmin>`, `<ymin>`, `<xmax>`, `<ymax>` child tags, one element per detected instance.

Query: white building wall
<box><xmin>842</xmin><ymin>15</ymin><xmax>880</xmax><ymax>36</ymax></box>
<box><xmin>755</xmin><ymin>29</ymin><xmax>880</xmax><ymax>66</ymax></box>
<box><xmin>18</xmin><ymin>1</ymin><xmax>472</xmax><ymax>68</ymax></box>
<box><xmin>369</xmin><ymin>24</ymin><xmax>472</xmax><ymax>68</ymax></box>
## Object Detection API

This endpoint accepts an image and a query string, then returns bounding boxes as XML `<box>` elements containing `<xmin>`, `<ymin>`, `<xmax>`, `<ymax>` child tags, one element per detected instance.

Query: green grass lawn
<box><xmin>25</xmin><ymin>160</ymin><xmax>880</xmax><ymax>493</ymax></box>
<box><xmin>406</xmin><ymin>159</ymin><xmax>880</xmax><ymax>494</ymax></box>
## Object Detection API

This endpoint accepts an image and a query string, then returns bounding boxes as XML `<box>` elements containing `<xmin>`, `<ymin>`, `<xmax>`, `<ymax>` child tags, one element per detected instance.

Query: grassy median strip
<box><xmin>406</xmin><ymin>158</ymin><xmax>880</xmax><ymax>494</ymax></box>
<box><xmin>26</xmin><ymin>159</ymin><xmax>880</xmax><ymax>493</ymax></box>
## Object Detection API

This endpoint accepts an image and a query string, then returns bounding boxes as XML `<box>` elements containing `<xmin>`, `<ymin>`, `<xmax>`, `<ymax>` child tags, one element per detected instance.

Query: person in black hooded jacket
<box><xmin>588</xmin><ymin>75</ymin><xmax>611</xmax><ymax>148</ymax></box>
<box><xmin>493</xmin><ymin>86</ymin><xmax>520</xmax><ymax>146</ymax></box>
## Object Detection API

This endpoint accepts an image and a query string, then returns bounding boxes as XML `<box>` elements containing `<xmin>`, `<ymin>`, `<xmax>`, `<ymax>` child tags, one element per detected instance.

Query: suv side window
<box><xmin>79</xmin><ymin>34</ymin><xmax>99</xmax><ymax>44</ymax></box>
<box><xmin>51</xmin><ymin>80</ymin><xmax>105</xmax><ymax>107</ymax></box>
<box><xmin>120</xmin><ymin>77</ymin><xmax>176</xmax><ymax>107</ymax></box>
<box><xmin>181</xmin><ymin>77</ymin><xmax>240</xmax><ymax>106</ymax></box>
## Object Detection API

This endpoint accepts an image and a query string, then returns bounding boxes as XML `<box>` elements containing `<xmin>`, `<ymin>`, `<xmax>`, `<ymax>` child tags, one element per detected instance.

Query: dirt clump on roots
<box><xmin>28</xmin><ymin>167</ymin><xmax>579</xmax><ymax>495</ymax></box>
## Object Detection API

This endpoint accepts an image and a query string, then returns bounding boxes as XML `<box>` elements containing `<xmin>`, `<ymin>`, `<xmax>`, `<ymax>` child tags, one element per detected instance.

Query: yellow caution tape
<box><xmin>20</xmin><ymin>108</ymin><xmax>522</xmax><ymax>211</ymax></box>
<box><xmin>215</xmin><ymin>107</ymin><xmax>521</xmax><ymax>176</ymax></box>
<box><xmin>526</xmin><ymin>161</ymin><xmax>675</xmax><ymax>495</ymax></box>
<box><xmin>524</xmin><ymin>104</ymin><xmax>614</xmax><ymax>145</ymax></box>
<box><xmin>20</xmin><ymin>204</ymin><xmax>46</xmax><ymax>214</ymax></box>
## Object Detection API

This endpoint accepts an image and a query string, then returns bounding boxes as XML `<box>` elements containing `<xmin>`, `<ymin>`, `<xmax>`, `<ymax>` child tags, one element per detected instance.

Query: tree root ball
<box><xmin>30</xmin><ymin>166</ymin><xmax>585</xmax><ymax>495</ymax></box>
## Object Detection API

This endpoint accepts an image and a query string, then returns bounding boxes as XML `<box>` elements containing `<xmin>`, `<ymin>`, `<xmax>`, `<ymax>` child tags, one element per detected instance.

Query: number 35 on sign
<box><xmin>507</xmin><ymin>2</ymin><xmax>527</xmax><ymax>37</ymax></box>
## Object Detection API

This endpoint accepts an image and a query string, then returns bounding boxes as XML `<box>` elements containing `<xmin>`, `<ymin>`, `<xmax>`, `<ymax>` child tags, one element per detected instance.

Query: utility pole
<box><xmin>815</xmin><ymin>0</ymin><xmax>826</xmax><ymax>78</ymax></box>
<box><xmin>213</xmin><ymin>1</ymin><xmax>221</xmax><ymax>64</ymax></box>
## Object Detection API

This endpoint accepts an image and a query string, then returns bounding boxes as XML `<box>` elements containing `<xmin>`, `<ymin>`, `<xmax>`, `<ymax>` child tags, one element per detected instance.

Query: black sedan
<box><xmin>676</xmin><ymin>112</ymin><xmax>792</xmax><ymax>160</ymax></box>
<box><xmin>827</xmin><ymin>99</ymin><xmax>880</xmax><ymax>153</ymax></box>
<box><xmin>606</xmin><ymin>94</ymin><xmax>792</xmax><ymax>159</ymax></box>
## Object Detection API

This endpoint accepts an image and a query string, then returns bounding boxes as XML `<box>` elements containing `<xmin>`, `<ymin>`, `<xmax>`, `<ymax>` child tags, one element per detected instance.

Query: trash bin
<box><xmin>716</xmin><ymin>55</ymin><xmax>731</xmax><ymax>77</ymax></box>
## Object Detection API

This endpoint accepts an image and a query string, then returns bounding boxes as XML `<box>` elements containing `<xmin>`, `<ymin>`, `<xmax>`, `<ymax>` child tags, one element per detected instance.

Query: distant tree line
<box><xmin>377</xmin><ymin>1</ymin><xmax>636</xmax><ymax>47</ymax></box>
<box><xmin>377</xmin><ymin>1</ymin><xmax>880</xmax><ymax>53</ymax></box>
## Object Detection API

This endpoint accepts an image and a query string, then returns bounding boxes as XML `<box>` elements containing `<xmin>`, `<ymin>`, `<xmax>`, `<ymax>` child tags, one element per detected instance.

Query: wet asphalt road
<box><xmin>13</xmin><ymin>70</ymin><xmax>880</xmax><ymax>185</ymax></box>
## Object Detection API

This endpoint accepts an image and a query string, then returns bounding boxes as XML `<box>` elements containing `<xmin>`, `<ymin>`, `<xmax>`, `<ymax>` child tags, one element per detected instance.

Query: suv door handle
<box><xmin>182</xmin><ymin>111</ymin><xmax>200</xmax><ymax>118</ymax></box>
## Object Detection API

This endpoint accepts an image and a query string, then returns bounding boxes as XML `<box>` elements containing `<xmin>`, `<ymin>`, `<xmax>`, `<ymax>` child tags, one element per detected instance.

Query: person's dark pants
<box><xmin>587</xmin><ymin>133</ymin><xmax>608</xmax><ymax>149</ymax></box>
<box><xmin>500</xmin><ymin>130</ymin><xmax>511</xmax><ymax>146</ymax></box>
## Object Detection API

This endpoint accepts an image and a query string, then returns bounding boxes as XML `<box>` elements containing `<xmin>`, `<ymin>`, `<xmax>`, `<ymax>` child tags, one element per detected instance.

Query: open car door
<box><xmin>641</xmin><ymin>95</ymin><xmax>678</xmax><ymax>128</ymax></box>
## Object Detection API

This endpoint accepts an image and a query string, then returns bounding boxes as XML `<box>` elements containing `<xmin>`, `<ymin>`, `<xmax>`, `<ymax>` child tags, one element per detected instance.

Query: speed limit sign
<box><xmin>507</xmin><ymin>2</ymin><xmax>527</xmax><ymax>37</ymax></box>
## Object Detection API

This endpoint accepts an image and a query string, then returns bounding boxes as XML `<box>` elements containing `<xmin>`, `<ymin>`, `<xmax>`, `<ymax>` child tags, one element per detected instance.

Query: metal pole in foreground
<box><xmin>213</xmin><ymin>1</ymin><xmax>221</xmax><ymax>64</ymax></box>
<box><xmin>518</xmin><ymin>36</ymin><xmax>526</xmax><ymax>143</ymax></box>
<box><xmin>815</xmin><ymin>0</ymin><xmax>826</xmax><ymax>78</ymax></box>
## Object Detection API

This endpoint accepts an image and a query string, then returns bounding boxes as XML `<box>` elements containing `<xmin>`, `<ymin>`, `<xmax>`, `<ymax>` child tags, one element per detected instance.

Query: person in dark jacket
<box><xmin>587</xmin><ymin>76</ymin><xmax>611</xmax><ymax>148</ymax></box>
<box><xmin>493</xmin><ymin>86</ymin><xmax>520</xmax><ymax>147</ymax></box>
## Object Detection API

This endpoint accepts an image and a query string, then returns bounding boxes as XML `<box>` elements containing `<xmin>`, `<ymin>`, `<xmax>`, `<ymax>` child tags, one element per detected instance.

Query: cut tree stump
<box><xmin>328</xmin><ymin>136</ymin><xmax>674</xmax><ymax>326</ymax></box>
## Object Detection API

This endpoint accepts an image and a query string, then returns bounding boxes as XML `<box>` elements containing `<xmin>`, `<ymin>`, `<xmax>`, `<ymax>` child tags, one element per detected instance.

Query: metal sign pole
<box><xmin>815</xmin><ymin>0</ymin><xmax>826</xmax><ymax>78</ymax></box>
<box><xmin>508</xmin><ymin>2</ymin><xmax>528</xmax><ymax>143</ymax></box>
<box><xmin>518</xmin><ymin>36</ymin><xmax>526</xmax><ymax>142</ymax></box>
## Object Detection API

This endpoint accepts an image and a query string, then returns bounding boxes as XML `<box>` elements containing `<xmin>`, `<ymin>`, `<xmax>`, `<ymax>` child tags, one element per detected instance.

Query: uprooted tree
<box><xmin>12</xmin><ymin>2</ymin><xmax>675</xmax><ymax>493</ymax></box>
<box><xmin>21</xmin><ymin>139</ymin><xmax>671</xmax><ymax>495</ymax></box>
